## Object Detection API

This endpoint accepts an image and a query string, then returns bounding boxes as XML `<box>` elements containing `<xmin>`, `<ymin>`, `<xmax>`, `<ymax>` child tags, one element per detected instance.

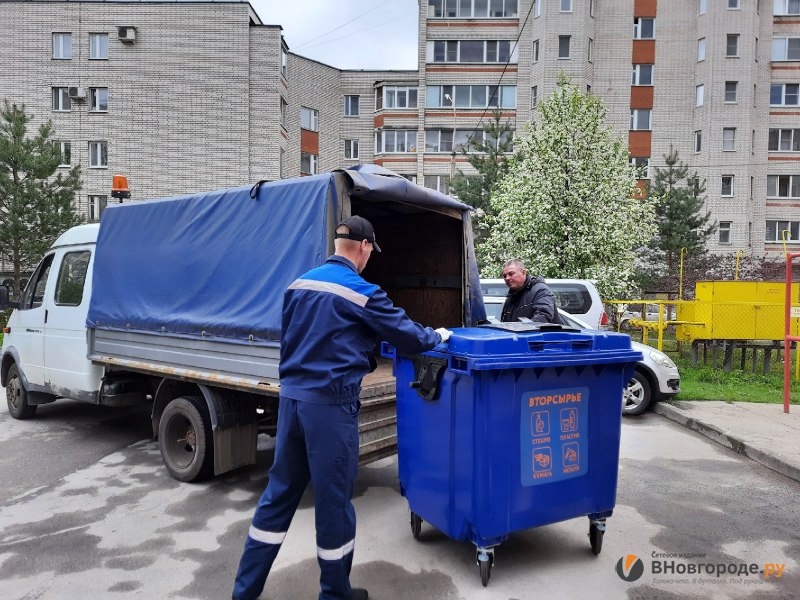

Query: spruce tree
<box><xmin>648</xmin><ymin>146</ymin><xmax>715</xmax><ymax>273</ymax></box>
<box><xmin>0</xmin><ymin>100</ymin><xmax>83</xmax><ymax>297</ymax></box>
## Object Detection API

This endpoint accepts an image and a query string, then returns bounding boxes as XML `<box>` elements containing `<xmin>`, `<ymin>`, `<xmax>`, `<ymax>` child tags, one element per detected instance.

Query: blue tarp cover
<box><xmin>87</xmin><ymin>169</ymin><xmax>484</xmax><ymax>345</ymax></box>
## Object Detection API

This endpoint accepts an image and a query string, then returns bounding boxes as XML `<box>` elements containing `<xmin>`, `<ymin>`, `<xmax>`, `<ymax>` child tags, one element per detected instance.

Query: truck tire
<box><xmin>6</xmin><ymin>364</ymin><xmax>37</xmax><ymax>420</ymax></box>
<box><xmin>159</xmin><ymin>395</ymin><xmax>214</xmax><ymax>482</ymax></box>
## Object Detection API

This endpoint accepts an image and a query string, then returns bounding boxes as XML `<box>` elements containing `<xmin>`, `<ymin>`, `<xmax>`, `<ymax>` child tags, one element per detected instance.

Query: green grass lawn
<box><xmin>630</xmin><ymin>333</ymin><xmax>800</xmax><ymax>405</ymax></box>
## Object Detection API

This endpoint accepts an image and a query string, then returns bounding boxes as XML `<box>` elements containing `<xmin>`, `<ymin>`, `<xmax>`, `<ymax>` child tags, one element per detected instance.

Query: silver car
<box><xmin>482</xmin><ymin>297</ymin><xmax>681</xmax><ymax>415</ymax></box>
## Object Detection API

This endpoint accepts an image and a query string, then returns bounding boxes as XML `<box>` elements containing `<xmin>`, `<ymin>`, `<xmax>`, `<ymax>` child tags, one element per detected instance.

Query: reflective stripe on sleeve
<box><xmin>317</xmin><ymin>539</ymin><xmax>355</xmax><ymax>561</ymax></box>
<box><xmin>248</xmin><ymin>525</ymin><xmax>287</xmax><ymax>545</ymax></box>
<box><xmin>289</xmin><ymin>279</ymin><xmax>370</xmax><ymax>307</ymax></box>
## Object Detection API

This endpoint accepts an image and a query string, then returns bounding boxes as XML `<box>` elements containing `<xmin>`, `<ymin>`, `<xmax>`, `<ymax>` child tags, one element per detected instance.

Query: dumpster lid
<box><xmin>480</xmin><ymin>322</ymin><xmax>580</xmax><ymax>334</ymax></box>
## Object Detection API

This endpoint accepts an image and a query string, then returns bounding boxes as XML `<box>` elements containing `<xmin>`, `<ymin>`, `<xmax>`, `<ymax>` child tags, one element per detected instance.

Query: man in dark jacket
<box><xmin>500</xmin><ymin>258</ymin><xmax>560</xmax><ymax>324</ymax></box>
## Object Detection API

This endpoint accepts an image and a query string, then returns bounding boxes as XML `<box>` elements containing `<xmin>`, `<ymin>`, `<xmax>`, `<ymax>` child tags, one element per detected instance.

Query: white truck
<box><xmin>1</xmin><ymin>167</ymin><xmax>485</xmax><ymax>481</ymax></box>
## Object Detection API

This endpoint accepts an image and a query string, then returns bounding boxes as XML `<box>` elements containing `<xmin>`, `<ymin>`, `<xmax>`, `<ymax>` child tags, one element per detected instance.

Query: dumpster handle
<box><xmin>380</xmin><ymin>342</ymin><xmax>396</xmax><ymax>359</ymax></box>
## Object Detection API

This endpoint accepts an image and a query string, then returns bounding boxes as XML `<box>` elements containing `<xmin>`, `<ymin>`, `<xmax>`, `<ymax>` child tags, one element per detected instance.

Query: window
<box><xmin>590</xmin><ymin>0</ymin><xmax>595</xmax><ymax>17</ymax></box>
<box><xmin>770</xmin><ymin>83</ymin><xmax>800</xmax><ymax>105</ymax></box>
<box><xmin>721</xmin><ymin>175</ymin><xmax>735</xmax><ymax>196</ymax></box>
<box><xmin>719</xmin><ymin>222</ymin><xmax>732</xmax><ymax>244</ymax></box>
<box><xmin>588</xmin><ymin>38</ymin><xmax>593</xmax><ymax>62</ymax></box>
<box><xmin>696</xmin><ymin>84</ymin><xmax>705</xmax><ymax>107</ymax></box>
<box><xmin>536</xmin><ymin>0</ymin><xmax>542</xmax><ymax>17</ymax></box>
<box><xmin>727</xmin><ymin>34</ymin><xmax>740</xmax><ymax>57</ymax></box>
<box><xmin>344</xmin><ymin>140</ymin><xmax>359</xmax><ymax>159</ymax></box>
<box><xmin>700</xmin><ymin>0</ymin><xmax>707</xmax><ymax>14</ymax></box>
<box><xmin>766</xmin><ymin>220</ymin><xmax>800</xmax><ymax>242</ymax></box>
<box><xmin>752</xmin><ymin>129</ymin><xmax>756</xmax><ymax>154</ymax></box>
<box><xmin>379</xmin><ymin>86</ymin><xmax>418</xmax><ymax>109</ymax></box>
<box><xmin>281</xmin><ymin>47</ymin><xmax>288</xmax><ymax>78</ymax></box>
<box><xmin>767</xmin><ymin>174</ymin><xmax>800</xmax><ymax>198</ymax></box>
<box><xmin>301</xmin><ymin>107</ymin><xmax>318</xmax><ymax>131</ymax></box>
<box><xmin>532</xmin><ymin>85</ymin><xmax>538</xmax><ymax>106</ymax></box>
<box><xmin>52</xmin><ymin>87</ymin><xmax>71</xmax><ymax>111</ymax></box>
<box><xmin>723</xmin><ymin>128</ymin><xmax>736</xmax><ymax>151</ymax></box>
<box><xmin>630</xmin><ymin>109</ymin><xmax>652</xmax><ymax>131</ymax></box>
<box><xmin>280</xmin><ymin>98</ymin><xmax>288</xmax><ymax>128</ymax></box>
<box><xmin>279</xmin><ymin>148</ymin><xmax>285</xmax><ymax>178</ymax></box>
<box><xmin>53</xmin><ymin>141</ymin><xmax>71</xmax><ymax>166</ymax></box>
<box><xmin>725</xmin><ymin>81</ymin><xmax>738</xmax><ymax>103</ymax></box>
<box><xmin>729</xmin><ymin>0</ymin><xmax>740</xmax><ymax>8</ymax></box>
<box><xmin>533</xmin><ymin>39</ymin><xmax>539</xmax><ymax>63</ymax></box>
<box><xmin>423</xmin><ymin>175</ymin><xmax>451</xmax><ymax>195</ymax></box>
<box><xmin>558</xmin><ymin>36</ymin><xmax>571</xmax><ymax>59</ymax></box>
<box><xmin>344</xmin><ymin>95</ymin><xmax>359</xmax><ymax>117</ymax></box>
<box><xmin>89</xmin><ymin>33</ymin><xmax>108</xmax><ymax>59</ymax></box>
<box><xmin>54</xmin><ymin>251</ymin><xmax>91</xmax><ymax>306</ymax></box>
<box><xmin>428</xmin><ymin>0</ymin><xmax>518</xmax><ymax>17</ymax></box>
<box><xmin>88</xmin><ymin>195</ymin><xmax>107</xmax><ymax>222</ymax></box>
<box><xmin>425</xmin><ymin>130</ymin><xmax>453</xmax><ymax>153</ymax></box>
<box><xmin>89</xmin><ymin>141</ymin><xmax>108</xmax><ymax>168</ymax></box>
<box><xmin>634</xmin><ymin>18</ymin><xmax>655</xmax><ymax>40</ymax></box>
<box><xmin>426</xmin><ymin>85</ymin><xmax>516</xmax><ymax>108</ymax></box>
<box><xmin>586</xmin><ymin>84</ymin><xmax>591</xmax><ymax>94</ymax></box>
<box><xmin>400</xmin><ymin>174</ymin><xmax>417</xmax><ymax>184</ymax></box>
<box><xmin>20</xmin><ymin>254</ymin><xmax>54</xmax><ymax>311</ymax></box>
<box><xmin>430</xmin><ymin>40</ymin><xmax>516</xmax><ymax>64</ymax></box>
<box><xmin>769</xmin><ymin>128</ymin><xmax>800</xmax><ymax>151</ymax></box>
<box><xmin>301</xmin><ymin>152</ymin><xmax>318</xmax><ymax>175</ymax></box>
<box><xmin>756</xmin><ymin>37</ymin><xmax>759</xmax><ymax>60</ymax></box>
<box><xmin>561</xmin><ymin>0</ymin><xmax>572</xmax><ymax>12</ymax></box>
<box><xmin>698</xmin><ymin>38</ymin><xmax>706</xmax><ymax>61</ymax></box>
<box><xmin>632</xmin><ymin>64</ymin><xmax>653</xmax><ymax>86</ymax></box>
<box><xmin>89</xmin><ymin>88</ymin><xmax>108</xmax><ymax>112</ymax></box>
<box><xmin>775</xmin><ymin>0</ymin><xmax>800</xmax><ymax>16</ymax></box>
<box><xmin>376</xmin><ymin>130</ymin><xmax>417</xmax><ymax>153</ymax></box>
<box><xmin>53</xmin><ymin>33</ymin><xmax>71</xmax><ymax>59</ymax></box>
<box><xmin>695</xmin><ymin>130</ymin><xmax>703</xmax><ymax>153</ymax></box>
<box><xmin>773</xmin><ymin>37</ymin><xmax>800</xmax><ymax>60</ymax></box>
<box><xmin>629</xmin><ymin>157</ymin><xmax>651</xmax><ymax>179</ymax></box>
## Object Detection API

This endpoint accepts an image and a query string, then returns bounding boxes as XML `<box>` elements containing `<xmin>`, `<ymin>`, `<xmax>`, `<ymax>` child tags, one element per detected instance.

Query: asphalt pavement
<box><xmin>0</xmin><ymin>400</ymin><xmax>798</xmax><ymax>600</ymax></box>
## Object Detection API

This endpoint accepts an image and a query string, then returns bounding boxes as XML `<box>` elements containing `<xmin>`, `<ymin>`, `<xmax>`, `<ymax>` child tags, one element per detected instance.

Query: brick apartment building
<box><xmin>1</xmin><ymin>0</ymin><xmax>799</xmax><ymax>256</ymax></box>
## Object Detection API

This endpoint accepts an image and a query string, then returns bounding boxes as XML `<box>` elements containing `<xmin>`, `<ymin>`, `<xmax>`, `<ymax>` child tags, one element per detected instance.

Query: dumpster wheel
<box><xmin>589</xmin><ymin>519</ymin><xmax>605</xmax><ymax>555</ymax></box>
<box><xmin>476</xmin><ymin>547</ymin><xmax>494</xmax><ymax>587</ymax></box>
<box><xmin>410</xmin><ymin>511</ymin><xmax>422</xmax><ymax>540</ymax></box>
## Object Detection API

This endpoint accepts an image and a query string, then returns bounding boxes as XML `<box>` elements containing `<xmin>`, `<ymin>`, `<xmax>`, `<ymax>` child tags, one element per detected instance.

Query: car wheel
<box><xmin>623</xmin><ymin>371</ymin><xmax>651</xmax><ymax>416</ymax></box>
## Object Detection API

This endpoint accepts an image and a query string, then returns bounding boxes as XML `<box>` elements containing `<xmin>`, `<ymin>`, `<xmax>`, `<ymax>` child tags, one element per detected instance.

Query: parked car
<box><xmin>482</xmin><ymin>297</ymin><xmax>681</xmax><ymax>415</ymax></box>
<box><xmin>619</xmin><ymin>303</ymin><xmax>670</xmax><ymax>329</ymax></box>
<box><xmin>480</xmin><ymin>278</ymin><xmax>608</xmax><ymax>329</ymax></box>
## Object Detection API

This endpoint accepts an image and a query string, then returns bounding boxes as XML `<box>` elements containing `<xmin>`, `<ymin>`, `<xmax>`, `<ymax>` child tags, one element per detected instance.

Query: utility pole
<box><xmin>445</xmin><ymin>93</ymin><xmax>456</xmax><ymax>196</ymax></box>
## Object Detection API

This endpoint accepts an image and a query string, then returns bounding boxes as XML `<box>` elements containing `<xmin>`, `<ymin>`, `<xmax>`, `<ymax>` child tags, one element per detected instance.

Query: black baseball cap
<box><xmin>336</xmin><ymin>216</ymin><xmax>381</xmax><ymax>252</ymax></box>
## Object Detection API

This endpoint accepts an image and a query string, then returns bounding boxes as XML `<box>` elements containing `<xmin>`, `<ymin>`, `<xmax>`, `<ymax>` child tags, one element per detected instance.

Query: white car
<box><xmin>482</xmin><ymin>297</ymin><xmax>681</xmax><ymax>415</ymax></box>
<box><xmin>480</xmin><ymin>278</ymin><xmax>608</xmax><ymax>329</ymax></box>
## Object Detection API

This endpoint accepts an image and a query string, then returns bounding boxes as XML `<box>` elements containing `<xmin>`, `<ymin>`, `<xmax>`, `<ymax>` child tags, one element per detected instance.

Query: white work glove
<box><xmin>435</xmin><ymin>327</ymin><xmax>454</xmax><ymax>344</ymax></box>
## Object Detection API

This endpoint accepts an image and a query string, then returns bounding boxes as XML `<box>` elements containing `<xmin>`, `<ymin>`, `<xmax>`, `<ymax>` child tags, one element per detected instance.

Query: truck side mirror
<box><xmin>0</xmin><ymin>285</ymin><xmax>17</xmax><ymax>310</ymax></box>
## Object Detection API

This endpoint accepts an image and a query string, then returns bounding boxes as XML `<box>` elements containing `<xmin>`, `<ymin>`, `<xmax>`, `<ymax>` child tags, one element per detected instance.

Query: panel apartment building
<box><xmin>1</xmin><ymin>0</ymin><xmax>799</xmax><ymax>256</ymax></box>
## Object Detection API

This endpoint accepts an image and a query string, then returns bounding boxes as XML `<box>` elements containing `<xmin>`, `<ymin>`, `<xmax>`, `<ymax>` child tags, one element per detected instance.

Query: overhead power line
<box><xmin>300</xmin><ymin>13</ymin><xmax>416</xmax><ymax>52</ymax></box>
<box><xmin>293</xmin><ymin>0</ymin><xmax>393</xmax><ymax>50</ymax></box>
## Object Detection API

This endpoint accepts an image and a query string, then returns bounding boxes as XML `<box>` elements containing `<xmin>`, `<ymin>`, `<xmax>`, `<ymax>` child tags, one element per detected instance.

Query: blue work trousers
<box><xmin>233</xmin><ymin>397</ymin><xmax>360</xmax><ymax>600</ymax></box>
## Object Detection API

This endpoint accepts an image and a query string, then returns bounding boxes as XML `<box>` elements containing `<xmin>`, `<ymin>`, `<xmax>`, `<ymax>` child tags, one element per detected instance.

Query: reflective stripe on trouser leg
<box><xmin>298</xmin><ymin>400</ymin><xmax>360</xmax><ymax>600</ymax></box>
<box><xmin>233</xmin><ymin>398</ymin><xmax>311</xmax><ymax>600</ymax></box>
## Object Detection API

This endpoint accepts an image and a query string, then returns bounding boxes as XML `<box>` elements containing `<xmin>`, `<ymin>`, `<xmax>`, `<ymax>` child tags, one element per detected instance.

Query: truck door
<box><xmin>13</xmin><ymin>253</ymin><xmax>55</xmax><ymax>387</ymax></box>
<box><xmin>44</xmin><ymin>248</ymin><xmax>97</xmax><ymax>396</ymax></box>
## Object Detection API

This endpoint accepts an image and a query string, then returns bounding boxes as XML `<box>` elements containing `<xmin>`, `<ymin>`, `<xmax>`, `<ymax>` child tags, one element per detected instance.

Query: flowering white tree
<box><xmin>479</xmin><ymin>75</ymin><xmax>657</xmax><ymax>300</ymax></box>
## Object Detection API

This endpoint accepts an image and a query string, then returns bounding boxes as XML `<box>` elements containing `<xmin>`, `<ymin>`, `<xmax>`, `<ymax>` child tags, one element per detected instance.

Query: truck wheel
<box><xmin>159</xmin><ymin>396</ymin><xmax>214</xmax><ymax>482</ymax></box>
<box><xmin>6</xmin><ymin>364</ymin><xmax>37</xmax><ymax>419</ymax></box>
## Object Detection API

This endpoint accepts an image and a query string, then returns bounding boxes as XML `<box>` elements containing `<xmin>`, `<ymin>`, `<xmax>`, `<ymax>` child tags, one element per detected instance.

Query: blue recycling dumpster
<box><xmin>381</xmin><ymin>323</ymin><xmax>642</xmax><ymax>586</ymax></box>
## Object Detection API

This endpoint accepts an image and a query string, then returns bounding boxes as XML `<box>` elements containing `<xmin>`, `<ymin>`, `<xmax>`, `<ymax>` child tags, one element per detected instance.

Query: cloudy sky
<box><xmin>249</xmin><ymin>0</ymin><xmax>419</xmax><ymax>70</ymax></box>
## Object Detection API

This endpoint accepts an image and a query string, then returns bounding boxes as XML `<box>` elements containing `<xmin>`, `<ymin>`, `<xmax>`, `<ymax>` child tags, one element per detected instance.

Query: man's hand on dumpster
<box><xmin>435</xmin><ymin>328</ymin><xmax>454</xmax><ymax>344</ymax></box>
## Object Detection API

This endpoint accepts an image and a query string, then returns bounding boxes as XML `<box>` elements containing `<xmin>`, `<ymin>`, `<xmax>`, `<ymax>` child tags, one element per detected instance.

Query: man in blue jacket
<box><xmin>233</xmin><ymin>216</ymin><xmax>451</xmax><ymax>600</ymax></box>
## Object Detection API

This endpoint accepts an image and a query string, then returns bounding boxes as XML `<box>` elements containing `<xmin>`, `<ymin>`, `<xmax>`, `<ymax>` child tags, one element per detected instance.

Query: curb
<box><xmin>652</xmin><ymin>402</ymin><xmax>800</xmax><ymax>484</ymax></box>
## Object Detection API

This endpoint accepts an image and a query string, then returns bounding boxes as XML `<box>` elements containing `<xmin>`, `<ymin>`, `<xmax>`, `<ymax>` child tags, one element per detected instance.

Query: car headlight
<box><xmin>649</xmin><ymin>350</ymin><xmax>676</xmax><ymax>368</ymax></box>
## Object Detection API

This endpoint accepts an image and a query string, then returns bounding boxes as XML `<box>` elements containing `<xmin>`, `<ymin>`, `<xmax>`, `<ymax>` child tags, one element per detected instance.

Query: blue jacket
<box><xmin>279</xmin><ymin>255</ymin><xmax>442</xmax><ymax>404</ymax></box>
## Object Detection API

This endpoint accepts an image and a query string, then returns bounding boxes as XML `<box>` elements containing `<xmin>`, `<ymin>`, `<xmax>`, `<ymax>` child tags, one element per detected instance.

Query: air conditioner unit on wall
<box><xmin>118</xmin><ymin>27</ymin><xmax>136</xmax><ymax>43</ymax></box>
<box><xmin>68</xmin><ymin>86</ymin><xmax>85</xmax><ymax>99</ymax></box>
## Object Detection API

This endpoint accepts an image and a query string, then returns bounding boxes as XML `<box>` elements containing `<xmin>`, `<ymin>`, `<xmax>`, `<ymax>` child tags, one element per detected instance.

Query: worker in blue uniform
<box><xmin>233</xmin><ymin>216</ymin><xmax>453</xmax><ymax>600</ymax></box>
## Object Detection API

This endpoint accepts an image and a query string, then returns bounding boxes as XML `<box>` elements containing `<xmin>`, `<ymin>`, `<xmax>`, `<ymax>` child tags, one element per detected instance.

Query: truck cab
<box><xmin>3</xmin><ymin>224</ymin><xmax>103</xmax><ymax>417</ymax></box>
